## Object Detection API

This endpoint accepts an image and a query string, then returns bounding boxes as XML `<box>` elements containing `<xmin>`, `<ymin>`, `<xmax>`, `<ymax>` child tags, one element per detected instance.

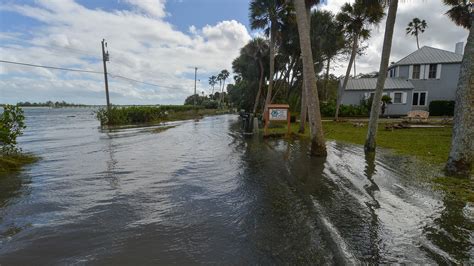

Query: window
<box><xmin>412</xmin><ymin>93</ymin><xmax>419</xmax><ymax>105</ymax></box>
<box><xmin>388</xmin><ymin>68</ymin><xmax>395</xmax><ymax>77</ymax></box>
<box><xmin>412</xmin><ymin>64</ymin><xmax>421</xmax><ymax>79</ymax></box>
<box><xmin>393</xmin><ymin>92</ymin><xmax>403</xmax><ymax>103</ymax></box>
<box><xmin>429</xmin><ymin>64</ymin><xmax>437</xmax><ymax>79</ymax></box>
<box><xmin>412</xmin><ymin>92</ymin><xmax>427</xmax><ymax>106</ymax></box>
<box><xmin>419</xmin><ymin>92</ymin><xmax>426</xmax><ymax>105</ymax></box>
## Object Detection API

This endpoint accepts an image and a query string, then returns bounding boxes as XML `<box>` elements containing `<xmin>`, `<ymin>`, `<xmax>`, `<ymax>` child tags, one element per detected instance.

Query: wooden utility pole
<box><xmin>101</xmin><ymin>39</ymin><xmax>110</xmax><ymax>110</ymax></box>
<box><xmin>194</xmin><ymin>67</ymin><xmax>198</xmax><ymax>106</ymax></box>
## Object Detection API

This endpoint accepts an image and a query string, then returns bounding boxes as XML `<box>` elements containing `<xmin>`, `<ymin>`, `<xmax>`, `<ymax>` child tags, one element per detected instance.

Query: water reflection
<box><xmin>422</xmin><ymin>196</ymin><xmax>474</xmax><ymax>263</ymax></box>
<box><xmin>0</xmin><ymin>109</ymin><xmax>471</xmax><ymax>264</ymax></box>
<box><xmin>0</xmin><ymin>173</ymin><xmax>32</xmax><ymax>240</ymax></box>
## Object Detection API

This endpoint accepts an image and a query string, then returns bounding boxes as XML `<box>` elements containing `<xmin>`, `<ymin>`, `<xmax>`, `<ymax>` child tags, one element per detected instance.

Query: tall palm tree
<box><xmin>249</xmin><ymin>0</ymin><xmax>286</xmax><ymax>113</ymax></box>
<box><xmin>216</xmin><ymin>73</ymin><xmax>223</xmax><ymax>106</ymax></box>
<box><xmin>208</xmin><ymin>75</ymin><xmax>217</xmax><ymax>95</ymax></box>
<box><xmin>241</xmin><ymin>38</ymin><xmax>269</xmax><ymax>115</ymax></box>
<box><xmin>220</xmin><ymin>69</ymin><xmax>230</xmax><ymax>93</ymax></box>
<box><xmin>334</xmin><ymin>0</ymin><xmax>384</xmax><ymax>121</ymax></box>
<box><xmin>218</xmin><ymin>69</ymin><xmax>230</xmax><ymax>108</ymax></box>
<box><xmin>293</xmin><ymin>0</ymin><xmax>326</xmax><ymax>156</ymax></box>
<box><xmin>444</xmin><ymin>0</ymin><xmax>472</xmax><ymax>177</ymax></box>
<box><xmin>406</xmin><ymin>18</ymin><xmax>428</xmax><ymax>49</ymax></box>
<box><xmin>365</xmin><ymin>0</ymin><xmax>399</xmax><ymax>152</ymax></box>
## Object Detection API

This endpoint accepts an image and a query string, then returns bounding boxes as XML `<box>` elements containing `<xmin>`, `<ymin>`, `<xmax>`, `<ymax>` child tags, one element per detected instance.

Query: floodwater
<box><xmin>0</xmin><ymin>108</ymin><xmax>472</xmax><ymax>264</ymax></box>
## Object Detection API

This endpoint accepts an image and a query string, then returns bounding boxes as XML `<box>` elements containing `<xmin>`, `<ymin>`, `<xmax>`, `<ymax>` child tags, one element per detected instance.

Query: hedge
<box><xmin>429</xmin><ymin>101</ymin><xmax>455</xmax><ymax>116</ymax></box>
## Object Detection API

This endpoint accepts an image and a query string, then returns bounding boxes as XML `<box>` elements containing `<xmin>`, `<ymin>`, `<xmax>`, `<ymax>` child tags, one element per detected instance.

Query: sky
<box><xmin>0</xmin><ymin>0</ymin><xmax>469</xmax><ymax>105</ymax></box>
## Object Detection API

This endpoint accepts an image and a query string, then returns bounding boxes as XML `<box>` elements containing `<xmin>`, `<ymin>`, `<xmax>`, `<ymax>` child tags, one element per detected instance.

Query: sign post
<box><xmin>264</xmin><ymin>104</ymin><xmax>291</xmax><ymax>137</ymax></box>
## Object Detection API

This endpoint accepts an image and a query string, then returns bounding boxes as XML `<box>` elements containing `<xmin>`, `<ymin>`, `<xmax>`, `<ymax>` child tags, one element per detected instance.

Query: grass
<box><xmin>433</xmin><ymin>177</ymin><xmax>474</xmax><ymax>202</ymax></box>
<box><xmin>267</xmin><ymin>121</ymin><xmax>451</xmax><ymax>164</ymax></box>
<box><xmin>265</xmin><ymin>120</ymin><xmax>473</xmax><ymax>202</ymax></box>
<box><xmin>0</xmin><ymin>153</ymin><xmax>38</xmax><ymax>175</ymax></box>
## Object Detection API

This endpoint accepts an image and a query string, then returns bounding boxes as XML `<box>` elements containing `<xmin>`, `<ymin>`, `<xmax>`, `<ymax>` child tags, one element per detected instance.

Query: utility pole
<box><xmin>194</xmin><ymin>67</ymin><xmax>198</xmax><ymax>106</ymax></box>
<box><xmin>101</xmin><ymin>39</ymin><xmax>111</xmax><ymax>110</ymax></box>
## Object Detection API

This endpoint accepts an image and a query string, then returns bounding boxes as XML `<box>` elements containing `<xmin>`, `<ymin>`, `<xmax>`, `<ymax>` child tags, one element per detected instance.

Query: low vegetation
<box><xmin>96</xmin><ymin>105</ymin><xmax>225</xmax><ymax>126</ymax></box>
<box><xmin>0</xmin><ymin>105</ymin><xmax>38</xmax><ymax>175</ymax></box>
<box><xmin>429</xmin><ymin>100</ymin><xmax>455</xmax><ymax>116</ymax></box>
<box><xmin>0</xmin><ymin>154</ymin><xmax>38</xmax><ymax>174</ymax></box>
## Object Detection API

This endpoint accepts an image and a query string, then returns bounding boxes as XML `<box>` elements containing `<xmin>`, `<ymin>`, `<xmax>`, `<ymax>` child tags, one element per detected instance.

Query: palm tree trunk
<box><xmin>253</xmin><ymin>59</ymin><xmax>265</xmax><ymax>115</ymax></box>
<box><xmin>221</xmin><ymin>79</ymin><xmax>226</xmax><ymax>107</ymax></box>
<box><xmin>299</xmin><ymin>82</ymin><xmax>307</xmax><ymax>133</ymax></box>
<box><xmin>365</xmin><ymin>0</ymin><xmax>398</xmax><ymax>152</ymax></box>
<box><xmin>264</xmin><ymin>23</ymin><xmax>276</xmax><ymax>112</ymax></box>
<box><xmin>445</xmin><ymin>20</ymin><xmax>473</xmax><ymax>178</ymax></box>
<box><xmin>353</xmin><ymin>54</ymin><xmax>357</xmax><ymax>76</ymax></box>
<box><xmin>324</xmin><ymin>57</ymin><xmax>331</xmax><ymax>101</ymax></box>
<box><xmin>217</xmin><ymin>80</ymin><xmax>222</xmax><ymax>108</ymax></box>
<box><xmin>294</xmin><ymin>0</ymin><xmax>326</xmax><ymax>156</ymax></box>
<box><xmin>335</xmin><ymin>33</ymin><xmax>358</xmax><ymax>121</ymax></box>
<box><xmin>416</xmin><ymin>33</ymin><xmax>419</xmax><ymax>49</ymax></box>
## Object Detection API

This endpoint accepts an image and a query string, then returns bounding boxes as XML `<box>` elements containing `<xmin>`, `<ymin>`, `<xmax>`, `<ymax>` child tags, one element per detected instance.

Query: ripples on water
<box><xmin>0</xmin><ymin>108</ymin><xmax>472</xmax><ymax>264</ymax></box>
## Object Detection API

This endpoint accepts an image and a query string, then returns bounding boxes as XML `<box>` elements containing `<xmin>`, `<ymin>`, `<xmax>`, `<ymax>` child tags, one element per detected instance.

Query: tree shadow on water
<box><xmin>0</xmin><ymin>172</ymin><xmax>32</xmax><ymax>238</ymax></box>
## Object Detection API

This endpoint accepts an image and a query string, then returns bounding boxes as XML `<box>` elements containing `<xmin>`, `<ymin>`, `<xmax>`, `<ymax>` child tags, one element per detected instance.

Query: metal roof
<box><xmin>344</xmin><ymin>78</ymin><xmax>414</xmax><ymax>91</ymax></box>
<box><xmin>392</xmin><ymin>46</ymin><xmax>463</xmax><ymax>66</ymax></box>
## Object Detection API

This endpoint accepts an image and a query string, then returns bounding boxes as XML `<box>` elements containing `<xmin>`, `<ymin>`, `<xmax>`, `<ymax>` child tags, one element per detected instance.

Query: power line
<box><xmin>0</xmin><ymin>59</ymin><xmax>182</xmax><ymax>90</ymax></box>
<box><xmin>108</xmin><ymin>74</ymin><xmax>177</xmax><ymax>89</ymax></box>
<box><xmin>0</xmin><ymin>59</ymin><xmax>103</xmax><ymax>74</ymax></box>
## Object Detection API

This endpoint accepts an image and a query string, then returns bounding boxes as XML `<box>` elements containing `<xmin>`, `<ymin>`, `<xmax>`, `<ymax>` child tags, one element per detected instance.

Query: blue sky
<box><xmin>0</xmin><ymin>0</ymin><xmax>252</xmax><ymax>33</ymax></box>
<box><xmin>0</xmin><ymin>0</ymin><xmax>469</xmax><ymax>105</ymax></box>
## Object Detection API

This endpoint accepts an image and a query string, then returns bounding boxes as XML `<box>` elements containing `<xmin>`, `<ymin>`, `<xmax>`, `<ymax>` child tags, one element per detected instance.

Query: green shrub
<box><xmin>0</xmin><ymin>105</ymin><xmax>26</xmax><ymax>154</ymax></box>
<box><xmin>96</xmin><ymin>105</ymin><xmax>205</xmax><ymax>126</ymax></box>
<box><xmin>319</xmin><ymin>101</ymin><xmax>369</xmax><ymax>117</ymax></box>
<box><xmin>429</xmin><ymin>101</ymin><xmax>455</xmax><ymax>116</ymax></box>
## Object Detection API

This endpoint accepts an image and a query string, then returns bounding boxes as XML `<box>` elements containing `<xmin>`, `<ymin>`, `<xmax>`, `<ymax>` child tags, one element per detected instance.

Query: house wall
<box><xmin>403</xmin><ymin>63</ymin><xmax>460</xmax><ymax>111</ymax></box>
<box><xmin>341</xmin><ymin>89</ymin><xmax>413</xmax><ymax>116</ymax></box>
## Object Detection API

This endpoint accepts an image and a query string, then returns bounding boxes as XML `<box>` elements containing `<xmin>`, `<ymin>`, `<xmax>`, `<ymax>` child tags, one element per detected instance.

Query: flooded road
<box><xmin>0</xmin><ymin>108</ymin><xmax>472</xmax><ymax>264</ymax></box>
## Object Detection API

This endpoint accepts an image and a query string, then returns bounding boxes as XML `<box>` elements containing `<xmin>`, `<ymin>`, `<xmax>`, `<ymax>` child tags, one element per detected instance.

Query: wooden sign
<box><xmin>264</xmin><ymin>104</ymin><xmax>291</xmax><ymax>136</ymax></box>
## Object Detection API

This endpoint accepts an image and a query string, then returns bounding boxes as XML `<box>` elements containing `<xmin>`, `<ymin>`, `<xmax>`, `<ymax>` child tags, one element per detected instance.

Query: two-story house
<box><xmin>340</xmin><ymin>43</ymin><xmax>464</xmax><ymax>116</ymax></box>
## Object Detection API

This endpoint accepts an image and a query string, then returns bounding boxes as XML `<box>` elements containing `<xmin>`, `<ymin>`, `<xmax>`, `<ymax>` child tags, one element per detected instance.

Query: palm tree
<box><xmin>249</xmin><ymin>0</ymin><xmax>286</xmax><ymax>112</ymax></box>
<box><xmin>220</xmin><ymin>69</ymin><xmax>230</xmax><ymax>92</ymax></box>
<box><xmin>218</xmin><ymin>69</ymin><xmax>230</xmax><ymax>108</ymax></box>
<box><xmin>293</xmin><ymin>0</ymin><xmax>326</xmax><ymax>156</ymax></box>
<box><xmin>209</xmin><ymin>76</ymin><xmax>217</xmax><ymax>95</ymax></box>
<box><xmin>444</xmin><ymin>0</ymin><xmax>472</xmax><ymax>177</ymax></box>
<box><xmin>365</xmin><ymin>0</ymin><xmax>399</xmax><ymax>152</ymax></box>
<box><xmin>216</xmin><ymin>73</ymin><xmax>223</xmax><ymax>106</ymax></box>
<box><xmin>334</xmin><ymin>0</ymin><xmax>384</xmax><ymax>121</ymax></box>
<box><xmin>241</xmin><ymin>38</ymin><xmax>269</xmax><ymax>115</ymax></box>
<box><xmin>406</xmin><ymin>18</ymin><xmax>428</xmax><ymax>49</ymax></box>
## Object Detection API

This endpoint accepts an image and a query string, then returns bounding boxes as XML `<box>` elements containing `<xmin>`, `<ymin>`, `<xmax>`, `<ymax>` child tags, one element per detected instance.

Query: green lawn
<box><xmin>267</xmin><ymin>121</ymin><xmax>452</xmax><ymax>164</ymax></box>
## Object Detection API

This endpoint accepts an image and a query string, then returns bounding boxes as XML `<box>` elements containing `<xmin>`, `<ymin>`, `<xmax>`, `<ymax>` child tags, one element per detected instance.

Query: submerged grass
<box><xmin>264</xmin><ymin>120</ymin><xmax>473</xmax><ymax>202</ymax></box>
<box><xmin>151</xmin><ymin>125</ymin><xmax>177</xmax><ymax>133</ymax></box>
<box><xmin>0</xmin><ymin>153</ymin><xmax>38</xmax><ymax>175</ymax></box>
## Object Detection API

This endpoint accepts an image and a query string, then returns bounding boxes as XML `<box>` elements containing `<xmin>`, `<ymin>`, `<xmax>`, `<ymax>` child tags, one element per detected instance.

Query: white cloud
<box><xmin>0</xmin><ymin>0</ymin><xmax>251</xmax><ymax>104</ymax></box>
<box><xmin>124</xmin><ymin>0</ymin><xmax>167</xmax><ymax>18</ymax></box>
